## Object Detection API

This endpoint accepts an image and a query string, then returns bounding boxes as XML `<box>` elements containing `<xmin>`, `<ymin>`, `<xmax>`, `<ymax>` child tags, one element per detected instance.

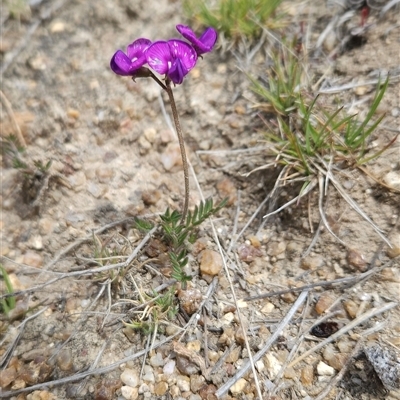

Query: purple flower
<box><xmin>176</xmin><ymin>24</ymin><xmax>217</xmax><ymax>55</ymax></box>
<box><xmin>146</xmin><ymin>39</ymin><xmax>197</xmax><ymax>84</ymax></box>
<box><xmin>110</xmin><ymin>38</ymin><xmax>152</xmax><ymax>76</ymax></box>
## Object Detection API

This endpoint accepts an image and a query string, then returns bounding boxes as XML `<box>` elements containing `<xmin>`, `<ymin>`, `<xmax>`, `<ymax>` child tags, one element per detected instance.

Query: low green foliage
<box><xmin>0</xmin><ymin>265</ymin><xmax>16</xmax><ymax>316</ymax></box>
<box><xmin>250</xmin><ymin>40</ymin><xmax>395</xmax><ymax>244</ymax></box>
<box><xmin>183</xmin><ymin>0</ymin><xmax>284</xmax><ymax>44</ymax></box>
<box><xmin>124</xmin><ymin>287</ymin><xmax>178</xmax><ymax>335</ymax></box>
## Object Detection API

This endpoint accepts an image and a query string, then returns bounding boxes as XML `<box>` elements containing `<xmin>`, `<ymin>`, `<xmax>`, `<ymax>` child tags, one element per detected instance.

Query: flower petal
<box><xmin>110</xmin><ymin>50</ymin><xmax>136</xmax><ymax>76</ymax></box>
<box><xmin>126</xmin><ymin>38</ymin><xmax>152</xmax><ymax>60</ymax></box>
<box><xmin>146</xmin><ymin>41</ymin><xmax>172</xmax><ymax>75</ymax></box>
<box><xmin>167</xmin><ymin>58</ymin><xmax>188</xmax><ymax>85</ymax></box>
<box><xmin>176</xmin><ymin>24</ymin><xmax>217</xmax><ymax>55</ymax></box>
<box><xmin>167</xmin><ymin>39</ymin><xmax>197</xmax><ymax>71</ymax></box>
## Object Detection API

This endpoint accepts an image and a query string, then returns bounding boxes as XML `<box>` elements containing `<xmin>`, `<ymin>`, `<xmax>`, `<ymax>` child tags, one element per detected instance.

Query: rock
<box><xmin>343</xmin><ymin>299</ymin><xmax>358</xmax><ymax>319</ymax></box>
<box><xmin>190</xmin><ymin>374</ymin><xmax>205</xmax><ymax>392</ymax></box>
<box><xmin>56</xmin><ymin>349</ymin><xmax>73</xmax><ymax>371</ymax></box>
<box><xmin>163</xmin><ymin>360</ymin><xmax>176</xmax><ymax>375</ymax></box>
<box><xmin>226</xmin><ymin>346</ymin><xmax>241</xmax><ymax>363</ymax></box>
<box><xmin>229</xmin><ymin>378</ymin><xmax>248</xmax><ymax>395</ymax></box>
<box><xmin>317</xmin><ymin>361</ymin><xmax>335</xmax><ymax>376</ymax></box>
<box><xmin>0</xmin><ymin>366</ymin><xmax>17</xmax><ymax>388</ymax></box>
<box><xmin>176</xmin><ymin>355</ymin><xmax>200</xmax><ymax>376</ymax></box>
<box><xmin>315</xmin><ymin>292</ymin><xmax>336</xmax><ymax>315</ymax></box>
<box><xmin>120</xmin><ymin>368</ymin><xmax>139</xmax><ymax>387</ymax></box>
<box><xmin>121</xmin><ymin>385</ymin><xmax>138</xmax><ymax>400</ymax></box>
<box><xmin>301</xmin><ymin>364</ymin><xmax>314</xmax><ymax>385</ymax></box>
<box><xmin>301</xmin><ymin>255</ymin><xmax>324</xmax><ymax>270</ymax></box>
<box><xmin>346</xmin><ymin>248</ymin><xmax>367</xmax><ymax>272</ymax></box>
<box><xmin>161</xmin><ymin>143</ymin><xmax>182</xmax><ymax>171</ymax></box>
<box><xmin>154</xmin><ymin>381</ymin><xmax>168</xmax><ymax>396</ymax></box>
<box><xmin>96</xmin><ymin>167</ymin><xmax>114</xmax><ymax>184</ymax></box>
<box><xmin>237</xmin><ymin>243</ymin><xmax>263</xmax><ymax>263</ymax></box>
<box><xmin>143</xmin><ymin>127</ymin><xmax>157</xmax><ymax>144</ymax></box>
<box><xmin>186</xmin><ymin>340</ymin><xmax>202</xmax><ymax>353</ymax></box>
<box><xmin>267</xmin><ymin>241</ymin><xmax>286</xmax><ymax>257</ymax></box>
<box><xmin>261</xmin><ymin>302</ymin><xmax>275</xmax><ymax>314</ymax></box>
<box><xmin>141</xmin><ymin>189</ymin><xmax>161</xmax><ymax>206</ymax></box>
<box><xmin>264</xmin><ymin>353</ymin><xmax>282</xmax><ymax>380</ymax></box>
<box><xmin>149</xmin><ymin>352</ymin><xmax>164</xmax><ymax>368</ymax></box>
<box><xmin>383</xmin><ymin>171</ymin><xmax>400</xmax><ymax>190</ymax></box>
<box><xmin>142</xmin><ymin>365</ymin><xmax>155</xmax><ymax>384</ymax></box>
<box><xmin>216</xmin><ymin>178</ymin><xmax>237</xmax><ymax>206</ymax></box>
<box><xmin>177</xmin><ymin>287</ymin><xmax>203</xmax><ymax>315</ymax></box>
<box><xmin>199</xmin><ymin>249</ymin><xmax>222</xmax><ymax>276</ymax></box>
<box><xmin>176</xmin><ymin>375</ymin><xmax>191</xmax><ymax>392</ymax></box>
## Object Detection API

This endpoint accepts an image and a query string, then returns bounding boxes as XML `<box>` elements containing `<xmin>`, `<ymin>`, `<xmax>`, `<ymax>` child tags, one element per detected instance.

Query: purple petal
<box><xmin>198</xmin><ymin>28</ymin><xmax>217</xmax><ymax>52</ymax></box>
<box><xmin>126</xmin><ymin>38</ymin><xmax>152</xmax><ymax>60</ymax></box>
<box><xmin>167</xmin><ymin>39</ymin><xmax>197</xmax><ymax>71</ymax></box>
<box><xmin>146</xmin><ymin>41</ymin><xmax>172</xmax><ymax>75</ymax></box>
<box><xmin>176</xmin><ymin>24</ymin><xmax>217</xmax><ymax>55</ymax></box>
<box><xmin>167</xmin><ymin>58</ymin><xmax>188</xmax><ymax>85</ymax></box>
<box><xmin>110</xmin><ymin>50</ymin><xmax>137</xmax><ymax>76</ymax></box>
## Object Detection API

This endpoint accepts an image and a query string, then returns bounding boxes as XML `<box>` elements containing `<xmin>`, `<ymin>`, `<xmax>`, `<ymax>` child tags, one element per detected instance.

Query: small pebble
<box><xmin>301</xmin><ymin>364</ymin><xmax>314</xmax><ymax>385</ymax></box>
<box><xmin>163</xmin><ymin>360</ymin><xmax>176</xmax><ymax>375</ymax></box>
<box><xmin>154</xmin><ymin>381</ymin><xmax>168</xmax><ymax>396</ymax></box>
<box><xmin>121</xmin><ymin>385</ymin><xmax>138</xmax><ymax>400</ymax></box>
<box><xmin>229</xmin><ymin>378</ymin><xmax>248</xmax><ymax>395</ymax></box>
<box><xmin>23</xmin><ymin>251</ymin><xmax>43</xmax><ymax>268</ymax></box>
<box><xmin>343</xmin><ymin>299</ymin><xmax>358</xmax><ymax>319</ymax></box>
<box><xmin>264</xmin><ymin>353</ymin><xmax>282</xmax><ymax>380</ymax></box>
<box><xmin>347</xmin><ymin>248</ymin><xmax>367</xmax><ymax>272</ymax></box>
<box><xmin>317</xmin><ymin>361</ymin><xmax>335</xmax><ymax>376</ymax></box>
<box><xmin>267</xmin><ymin>241</ymin><xmax>286</xmax><ymax>257</ymax></box>
<box><xmin>199</xmin><ymin>249</ymin><xmax>222</xmax><ymax>276</ymax></box>
<box><xmin>120</xmin><ymin>368</ymin><xmax>139</xmax><ymax>387</ymax></box>
<box><xmin>315</xmin><ymin>292</ymin><xmax>335</xmax><ymax>315</ymax></box>
<box><xmin>176</xmin><ymin>375</ymin><xmax>191</xmax><ymax>392</ymax></box>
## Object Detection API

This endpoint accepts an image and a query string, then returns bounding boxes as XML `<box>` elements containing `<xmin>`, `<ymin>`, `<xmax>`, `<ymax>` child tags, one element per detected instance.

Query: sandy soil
<box><xmin>1</xmin><ymin>0</ymin><xmax>399</xmax><ymax>399</ymax></box>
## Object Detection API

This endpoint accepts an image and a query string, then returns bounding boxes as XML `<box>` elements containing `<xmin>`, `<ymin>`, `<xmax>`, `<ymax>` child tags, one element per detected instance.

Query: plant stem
<box><xmin>164</xmin><ymin>80</ymin><xmax>190</xmax><ymax>224</ymax></box>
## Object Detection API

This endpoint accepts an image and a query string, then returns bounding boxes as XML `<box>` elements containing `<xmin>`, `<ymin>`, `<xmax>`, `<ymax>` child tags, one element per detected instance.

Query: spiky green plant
<box><xmin>0</xmin><ymin>265</ymin><xmax>16</xmax><ymax>316</ymax></box>
<box><xmin>183</xmin><ymin>0</ymin><xmax>285</xmax><ymax>44</ymax></box>
<box><xmin>249</xmin><ymin>40</ymin><xmax>395</xmax><ymax>246</ymax></box>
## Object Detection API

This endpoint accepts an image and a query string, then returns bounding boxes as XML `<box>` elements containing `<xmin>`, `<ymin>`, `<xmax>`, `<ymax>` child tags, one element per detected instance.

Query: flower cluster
<box><xmin>110</xmin><ymin>25</ymin><xmax>217</xmax><ymax>85</ymax></box>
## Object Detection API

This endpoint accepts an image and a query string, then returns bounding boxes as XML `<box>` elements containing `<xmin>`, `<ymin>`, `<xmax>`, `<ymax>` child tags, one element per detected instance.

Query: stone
<box><xmin>315</xmin><ymin>292</ymin><xmax>336</xmax><ymax>315</ymax></box>
<box><xmin>190</xmin><ymin>374</ymin><xmax>205</xmax><ymax>392</ymax></box>
<box><xmin>176</xmin><ymin>375</ymin><xmax>191</xmax><ymax>392</ymax></box>
<box><xmin>163</xmin><ymin>360</ymin><xmax>176</xmax><ymax>375</ymax></box>
<box><xmin>229</xmin><ymin>378</ymin><xmax>248</xmax><ymax>395</ymax></box>
<box><xmin>301</xmin><ymin>255</ymin><xmax>324</xmax><ymax>270</ymax></box>
<box><xmin>149</xmin><ymin>352</ymin><xmax>164</xmax><ymax>367</ymax></box>
<box><xmin>317</xmin><ymin>361</ymin><xmax>335</xmax><ymax>376</ymax></box>
<box><xmin>300</xmin><ymin>364</ymin><xmax>314</xmax><ymax>385</ymax></box>
<box><xmin>267</xmin><ymin>241</ymin><xmax>286</xmax><ymax>257</ymax></box>
<box><xmin>264</xmin><ymin>353</ymin><xmax>282</xmax><ymax>380</ymax></box>
<box><xmin>154</xmin><ymin>381</ymin><xmax>168</xmax><ymax>396</ymax></box>
<box><xmin>120</xmin><ymin>368</ymin><xmax>139</xmax><ymax>387</ymax></box>
<box><xmin>121</xmin><ymin>385</ymin><xmax>138</xmax><ymax>400</ymax></box>
<box><xmin>199</xmin><ymin>249</ymin><xmax>222</xmax><ymax>276</ymax></box>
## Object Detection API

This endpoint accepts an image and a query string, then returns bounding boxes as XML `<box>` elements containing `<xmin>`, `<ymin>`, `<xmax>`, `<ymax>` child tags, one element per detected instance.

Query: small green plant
<box><xmin>249</xmin><ymin>39</ymin><xmax>305</xmax><ymax>115</ymax></box>
<box><xmin>249</xmin><ymin>40</ymin><xmax>395</xmax><ymax>245</ymax></box>
<box><xmin>136</xmin><ymin>198</ymin><xmax>227</xmax><ymax>289</ymax></box>
<box><xmin>0</xmin><ymin>265</ymin><xmax>16</xmax><ymax>316</ymax></box>
<box><xmin>123</xmin><ymin>287</ymin><xmax>178</xmax><ymax>335</ymax></box>
<box><xmin>183</xmin><ymin>0</ymin><xmax>285</xmax><ymax>45</ymax></box>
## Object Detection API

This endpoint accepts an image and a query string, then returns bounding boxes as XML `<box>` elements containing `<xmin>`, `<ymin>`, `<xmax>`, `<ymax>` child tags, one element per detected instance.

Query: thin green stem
<box><xmin>164</xmin><ymin>80</ymin><xmax>190</xmax><ymax>224</ymax></box>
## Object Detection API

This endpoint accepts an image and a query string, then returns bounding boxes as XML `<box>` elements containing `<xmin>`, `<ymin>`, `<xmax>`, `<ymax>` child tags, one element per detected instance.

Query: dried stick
<box><xmin>216</xmin><ymin>290</ymin><xmax>309</xmax><ymax>399</ymax></box>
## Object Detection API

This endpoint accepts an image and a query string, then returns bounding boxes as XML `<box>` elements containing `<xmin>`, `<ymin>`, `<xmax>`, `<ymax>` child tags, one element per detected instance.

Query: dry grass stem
<box><xmin>216</xmin><ymin>290</ymin><xmax>309</xmax><ymax>398</ymax></box>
